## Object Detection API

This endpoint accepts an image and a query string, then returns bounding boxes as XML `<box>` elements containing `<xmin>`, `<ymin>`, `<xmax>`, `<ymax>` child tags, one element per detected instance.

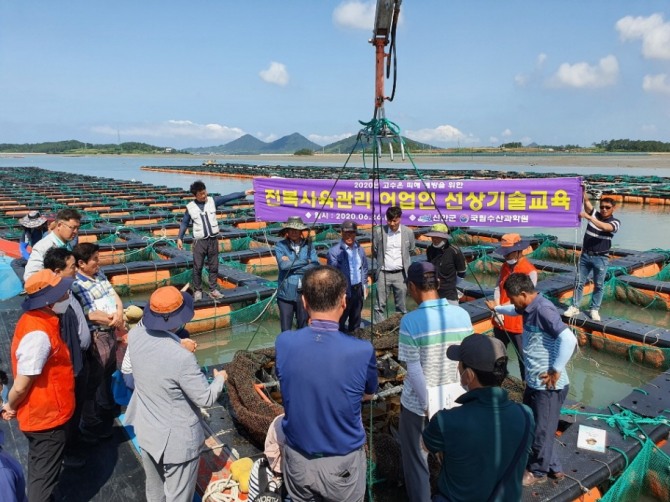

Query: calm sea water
<box><xmin>1</xmin><ymin>154</ymin><xmax>667</xmax><ymax>407</ymax></box>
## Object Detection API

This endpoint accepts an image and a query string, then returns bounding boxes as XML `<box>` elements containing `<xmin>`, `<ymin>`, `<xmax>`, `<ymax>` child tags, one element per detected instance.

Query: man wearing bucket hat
<box><xmin>485</xmin><ymin>233</ymin><xmax>537</xmax><ymax>381</ymax></box>
<box><xmin>422</xmin><ymin>334</ymin><xmax>534</xmax><ymax>502</ymax></box>
<box><xmin>327</xmin><ymin>219</ymin><xmax>369</xmax><ymax>333</ymax></box>
<box><xmin>125</xmin><ymin>286</ymin><xmax>227</xmax><ymax>502</ymax></box>
<box><xmin>19</xmin><ymin>210</ymin><xmax>48</xmax><ymax>251</ymax></box>
<box><xmin>3</xmin><ymin>269</ymin><xmax>75</xmax><ymax>501</ymax></box>
<box><xmin>274</xmin><ymin>216</ymin><xmax>319</xmax><ymax>332</ymax></box>
<box><xmin>424</xmin><ymin>223</ymin><xmax>467</xmax><ymax>305</ymax></box>
<box><xmin>176</xmin><ymin>180</ymin><xmax>255</xmax><ymax>302</ymax></box>
<box><xmin>24</xmin><ymin>208</ymin><xmax>82</xmax><ymax>281</ymax></box>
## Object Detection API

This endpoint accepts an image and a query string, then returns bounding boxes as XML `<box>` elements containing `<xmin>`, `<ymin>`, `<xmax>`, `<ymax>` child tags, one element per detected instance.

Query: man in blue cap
<box><xmin>398</xmin><ymin>261</ymin><xmax>473</xmax><ymax>502</ymax></box>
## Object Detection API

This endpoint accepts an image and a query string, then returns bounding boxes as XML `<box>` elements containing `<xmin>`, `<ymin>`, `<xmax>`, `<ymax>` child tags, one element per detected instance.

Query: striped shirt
<box><xmin>583</xmin><ymin>208</ymin><xmax>620</xmax><ymax>253</ymax></box>
<box><xmin>522</xmin><ymin>294</ymin><xmax>571</xmax><ymax>390</ymax></box>
<box><xmin>398</xmin><ymin>299</ymin><xmax>473</xmax><ymax>415</ymax></box>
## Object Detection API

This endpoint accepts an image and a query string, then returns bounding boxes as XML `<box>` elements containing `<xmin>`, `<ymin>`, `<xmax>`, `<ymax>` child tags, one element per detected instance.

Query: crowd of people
<box><xmin>0</xmin><ymin>184</ymin><xmax>620</xmax><ymax>501</ymax></box>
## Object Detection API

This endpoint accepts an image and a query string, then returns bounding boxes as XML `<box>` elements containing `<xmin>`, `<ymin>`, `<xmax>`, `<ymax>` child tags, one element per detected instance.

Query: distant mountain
<box><xmin>185</xmin><ymin>133</ymin><xmax>321</xmax><ymax>155</ymax></box>
<box><xmin>322</xmin><ymin>135</ymin><xmax>438</xmax><ymax>154</ymax></box>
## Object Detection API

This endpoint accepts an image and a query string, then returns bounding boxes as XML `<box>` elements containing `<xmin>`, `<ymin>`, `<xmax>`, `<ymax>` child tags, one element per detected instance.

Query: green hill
<box><xmin>322</xmin><ymin>135</ymin><xmax>437</xmax><ymax>154</ymax></box>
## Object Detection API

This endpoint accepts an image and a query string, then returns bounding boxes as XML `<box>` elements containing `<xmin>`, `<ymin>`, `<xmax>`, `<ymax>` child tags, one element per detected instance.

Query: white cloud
<box><xmin>91</xmin><ymin>120</ymin><xmax>245</xmax><ymax>141</ymax></box>
<box><xmin>643</xmin><ymin>73</ymin><xmax>670</xmax><ymax>94</ymax></box>
<box><xmin>259</xmin><ymin>62</ymin><xmax>289</xmax><ymax>86</ymax></box>
<box><xmin>520</xmin><ymin>136</ymin><xmax>533</xmax><ymax>145</ymax></box>
<box><xmin>501</xmin><ymin>128</ymin><xmax>512</xmax><ymax>137</ymax></box>
<box><xmin>405</xmin><ymin>125</ymin><xmax>478</xmax><ymax>145</ymax></box>
<box><xmin>308</xmin><ymin>133</ymin><xmax>353</xmax><ymax>146</ymax></box>
<box><xmin>489</xmin><ymin>136</ymin><xmax>499</xmax><ymax>144</ymax></box>
<box><xmin>514</xmin><ymin>74</ymin><xmax>529</xmax><ymax>87</ymax></box>
<box><xmin>537</xmin><ymin>53</ymin><xmax>547</xmax><ymax>66</ymax></box>
<box><xmin>641</xmin><ymin>124</ymin><xmax>658</xmax><ymax>134</ymax></box>
<box><xmin>333</xmin><ymin>1</ymin><xmax>377</xmax><ymax>30</ymax></box>
<box><xmin>616</xmin><ymin>13</ymin><xmax>670</xmax><ymax>60</ymax></box>
<box><xmin>255</xmin><ymin>132</ymin><xmax>278</xmax><ymax>143</ymax></box>
<box><xmin>547</xmin><ymin>55</ymin><xmax>619</xmax><ymax>88</ymax></box>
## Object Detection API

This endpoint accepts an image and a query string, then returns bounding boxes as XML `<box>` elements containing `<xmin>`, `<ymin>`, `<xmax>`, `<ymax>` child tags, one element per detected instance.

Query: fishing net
<box><xmin>570</xmin><ymin>325</ymin><xmax>670</xmax><ymax>370</ymax></box>
<box><xmin>112</xmin><ymin>267</ymin><xmax>193</xmax><ymax>296</ymax></box>
<box><xmin>598</xmin><ymin>439</ymin><xmax>670</xmax><ymax>502</ymax></box>
<box><xmin>529</xmin><ymin>238</ymin><xmax>579</xmax><ymax>264</ymax></box>
<box><xmin>449</xmin><ymin>228</ymin><xmax>494</xmax><ymax>247</ymax></box>
<box><xmin>604</xmin><ymin>276</ymin><xmax>670</xmax><ymax>311</ymax></box>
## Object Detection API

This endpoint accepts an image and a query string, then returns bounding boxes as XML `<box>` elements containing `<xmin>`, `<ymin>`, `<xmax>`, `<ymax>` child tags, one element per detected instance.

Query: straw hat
<box><xmin>22</xmin><ymin>269</ymin><xmax>73</xmax><ymax>311</ymax></box>
<box><xmin>19</xmin><ymin>210</ymin><xmax>47</xmax><ymax>229</ymax></box>
<box><xmin>143</xmin><ymin>286</ymin><xmax>194</xmax><ymax>331</ymax></box>
<box><xmin>496</xmin><ymin>233</ymin><xmax>531</xmax><ymax>256</ymax></box>
<box><xmin>424</xmin><ymin>223</ymin><xmax>451</xmax><ymax>240</ymax></box>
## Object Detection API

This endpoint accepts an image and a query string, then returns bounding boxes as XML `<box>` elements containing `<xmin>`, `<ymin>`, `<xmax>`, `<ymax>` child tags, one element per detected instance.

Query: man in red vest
<box><xmin>486</xmin><ymin>234</ymin><xmax>537</xmax><ymax>381</ymax></box>
<box><xmin>3</xmin><ymin>269</ymin><xmax>75</xmax><ymax>501</ymax></box>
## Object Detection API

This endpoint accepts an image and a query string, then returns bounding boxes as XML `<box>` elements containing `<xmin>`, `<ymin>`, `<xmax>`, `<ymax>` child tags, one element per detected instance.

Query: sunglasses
<box><xmin>600</xmin><ymin>205</ymin><xmax>612</xmax><ymax>210</ymax></box>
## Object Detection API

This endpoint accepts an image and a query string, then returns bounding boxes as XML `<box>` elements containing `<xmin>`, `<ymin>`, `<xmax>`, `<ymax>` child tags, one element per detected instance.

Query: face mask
<box><xmin>51</xmin><ymin>298</ymin><xmax>70</xmax><ymax>315</ymax></box>
<box><xmin>506</xmin><ymin>259</ymin><xmax>518</xmax><ymax>265</ymax></box>
<box><xmin>459</xmin><ymin>368</ymin><xmax>470</xmax><ymax>392</ymax></box>
<box><xmin>433</xmin><ymin>240</ymin><xmax>446</xmax><ymax>249</ymax></box>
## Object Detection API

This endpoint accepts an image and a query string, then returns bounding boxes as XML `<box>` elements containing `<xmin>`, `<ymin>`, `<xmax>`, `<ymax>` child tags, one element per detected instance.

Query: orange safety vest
<box><xmin>11</xmin><ymin>309</ymin><xmax>75</xmax><ymax>432</ymax></box>
<box><xmin>494</xmin><ymin>258</ymin><xmax>537</xmax><ymax>335</ymax></box>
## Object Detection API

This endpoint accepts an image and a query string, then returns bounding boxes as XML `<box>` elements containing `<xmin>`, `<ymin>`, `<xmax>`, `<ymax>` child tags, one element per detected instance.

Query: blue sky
<box><xmin>1</xmin><ymin>1</ymin><xmax>670</xmax><ymax>148</ymax></box>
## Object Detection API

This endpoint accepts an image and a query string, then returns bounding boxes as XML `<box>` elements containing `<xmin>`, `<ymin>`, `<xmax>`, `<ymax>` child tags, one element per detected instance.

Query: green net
<box><xmin>599</xmin><ymin>439</ymin><xmax>670</xmax><ymax>502</ymax></box>
<box><xmin>449</xmin><ymin>229</ymin><xmax>496</xmax><ymax>247</ymax></box>
<box><xmin>529</xmin><ymin>239</ymin><xmax>579</xmax><ymax>264</ymax></box>
<box><xmin>186</xmin><ymin>296</ymin><xmax>280</xmax><ymax>333</ymax></box>
<box><xmin>604</xmin><ymin>276</ymin><xmax>670</xmax><ymax>311</ymax></box>
<box><xmin>654</xmin><ymin>261</ymin><xmax>670</xmax><ymax>282</ymax></box>
<box><xmin>113</xmin><ymin>267</ymin><xmax>193</xmax><ymax>296</ymax></box>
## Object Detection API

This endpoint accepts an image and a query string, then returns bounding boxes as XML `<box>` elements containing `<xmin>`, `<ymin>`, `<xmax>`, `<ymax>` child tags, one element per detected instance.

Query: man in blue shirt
<box><xmin>176</xmin><ymin>180</ymin><xmax>254</xmax><ymax>301</ymax></box>
<box><xmin>493</xmin><ymin>273</ymin><xmax>577</xmax><ymax>486</ymax></box>
<box><xmin>327</xmin><ymin>219</ymin><xmax>368</xmax><ymax>333</ymax></box>
<box><xmin>276</xmin><ymin>265</ymin><xmax>378</xmax><ymax>502</ymax></box>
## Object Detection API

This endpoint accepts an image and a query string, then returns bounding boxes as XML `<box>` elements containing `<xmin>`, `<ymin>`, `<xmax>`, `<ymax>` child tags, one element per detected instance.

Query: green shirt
<box><xmin>422</xmin><ymin>386</ymin><xmax>534</xmax><ymax>502</ymax></box>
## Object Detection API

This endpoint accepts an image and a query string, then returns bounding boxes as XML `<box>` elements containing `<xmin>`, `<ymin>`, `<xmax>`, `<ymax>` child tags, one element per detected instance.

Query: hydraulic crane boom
<box><xmin>371</xmin><ymin>0</ymin><xmax>401</xmax><ymax>116</ymax></box>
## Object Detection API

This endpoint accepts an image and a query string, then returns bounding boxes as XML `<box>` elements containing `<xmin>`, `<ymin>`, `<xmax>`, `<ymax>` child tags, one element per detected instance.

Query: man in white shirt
<box><xmin>372</xmin><ymin>206</ymin><xmax>416</xmax><ymax>322</ymax></box>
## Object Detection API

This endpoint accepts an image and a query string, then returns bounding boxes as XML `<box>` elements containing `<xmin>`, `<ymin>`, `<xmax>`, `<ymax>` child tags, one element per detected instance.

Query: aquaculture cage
<box><xmin>599</xmin><ymin>439</ymin><xmax>670</xmax><ymax>502</ymax></box>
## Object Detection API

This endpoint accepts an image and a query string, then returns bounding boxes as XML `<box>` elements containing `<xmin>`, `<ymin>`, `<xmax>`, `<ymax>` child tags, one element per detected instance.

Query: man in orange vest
<box><xmin>486</xmin><ymin>234</ymin><xmax>537</xmax><ymax>381</ymax></box>
<box><xmin>3</xmin><ymin>269</ymin><xmax>75</xmax><ymax>501</ymax></box>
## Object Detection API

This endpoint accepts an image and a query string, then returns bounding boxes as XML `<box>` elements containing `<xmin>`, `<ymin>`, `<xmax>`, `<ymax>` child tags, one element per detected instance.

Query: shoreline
<box><xmin>3</xmin><ymin>152</ymin><xmax>670</xmax><ymax>170</ymax></box>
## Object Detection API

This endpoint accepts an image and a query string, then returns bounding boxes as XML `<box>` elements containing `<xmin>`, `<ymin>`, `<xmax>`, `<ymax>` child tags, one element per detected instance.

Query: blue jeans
<box><xmin>573</xmin><ymin>253</ymin><xmax>608</xmax><ymax>311</ymax></box>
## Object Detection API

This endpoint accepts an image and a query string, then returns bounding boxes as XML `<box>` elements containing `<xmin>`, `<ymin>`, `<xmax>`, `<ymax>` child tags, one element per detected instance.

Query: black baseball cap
<box><xmin>446</xmin><ymin>334</ymin><xmax>507</xmax><ymax>372</ymax></box>
<box><xmin>341</xmin><ymin>219</ymin><xmax>357</xmax><ymax>232</ymax></box>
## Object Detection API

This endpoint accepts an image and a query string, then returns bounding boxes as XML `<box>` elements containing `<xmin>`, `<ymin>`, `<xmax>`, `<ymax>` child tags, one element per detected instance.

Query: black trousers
<box><xmin>278</xmin><ymin>297</ymin><xmax>308</xmax><ymax>332</ymax></box>
<box><xmin>339</xmin><ymin>284</ymin><xmax>364</xmax><ymax>333</ymax></box>
<box><xmin>24</xmin><ymin>426</ymin><xmax>67</xmax><ymax>502</ymax></box>
<box><xmin>65</xmin><ymin>353</ymin><xmax>90</xmax><ymax>454</ymax></box>
<box><xmin>192</xmin><ymin>238</ymin><xmax>219</xmax><ymax>291</ymax></box>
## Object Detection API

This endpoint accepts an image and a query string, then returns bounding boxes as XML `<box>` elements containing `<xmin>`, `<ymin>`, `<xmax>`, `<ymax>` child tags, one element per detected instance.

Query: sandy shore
<box><xmin>192</xmin><ymin>153</ymin><xmax>670</xmax><ymax>170</ymax></box>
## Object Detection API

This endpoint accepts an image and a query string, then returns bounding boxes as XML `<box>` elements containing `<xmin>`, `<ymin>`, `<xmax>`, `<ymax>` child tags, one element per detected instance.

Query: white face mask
<box><xmin>51</xmin><ymin>296</ymin><xmax>70</xmax><ymax>315</ymax></box>
<box><xmin>459</xmin><ymin>368</ymin><xmax>469</xmax><ymax>392</ymax></box>
<box><xmin>433</xmin><ymin>240</ymin><xmax>446</xmax><ymax>249</ymax></box>
<box><xmin>506</xmin><ymin>259</ymin><xmax>518</xmax><ymax>265</ymax></box>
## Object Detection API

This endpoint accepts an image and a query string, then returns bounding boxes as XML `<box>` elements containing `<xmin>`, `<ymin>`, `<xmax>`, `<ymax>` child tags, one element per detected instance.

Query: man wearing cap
<box><xmin>425</xmin><ymin>223</ymin><xmax>466</xmax><ymax>305</ymax></box>
<box><xmin>176</xmin><ymin>180</ymin><xmax>255</xmax><ymax>301</ymax></box>
<box><xmin>24</xmin><ymin>208</ymin><xmax>82</xmax><ymax>281</ymax></box>
<box><xmin>493</xmin><ymin>273</ymin><xmax>577</xmax><ymax>486</ymax></box>
<box><xmin>276</xmin><ymin>266</ymin><xmax>377</xmax><ymax>502</ymax></box>
<box><xmin>274</xmin><ymin>216</ymin><xmax>319</xmax><ymax>332</ymax></box>
<box><xmin>422</xmin><ymin>334</ymin><xmax>534</xmax><ymax>502</ymax></box>
<box><xmin>485</xmin><ymin>233</ymin><xmax>537</xmax><ymax>381</ymax></box>
<box><xmin>372</xmin><ymin>206</ymin><xmax>416</xmax><ymax>322</ymax></box>
<box><xmin>327</xmin><ymin>219</ymin><xmax>368</xmax><ymax>333</ymax></box>
<box><xmin>71</xmin><ymin>242</ymin><xmax>124</xmax><ymax>441</ymax></box>
<box><xmin>564</xmin><ymin>193</ymin><xmax>621</xmax><ymax>322</ymax></box>
<box><xmin>3</xmin><ymin>269</ymin><xmax>75</xmax><ymax>501</ymax></box>
<box><xmin>398</xmin><ymin>261</ymin><xmax>473</xmax><ymax>502</ymax></box>
<box><xmin>125</xmin><ymin>286</ymin><xmax>227</xmax><ymax>502</ymax></box>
